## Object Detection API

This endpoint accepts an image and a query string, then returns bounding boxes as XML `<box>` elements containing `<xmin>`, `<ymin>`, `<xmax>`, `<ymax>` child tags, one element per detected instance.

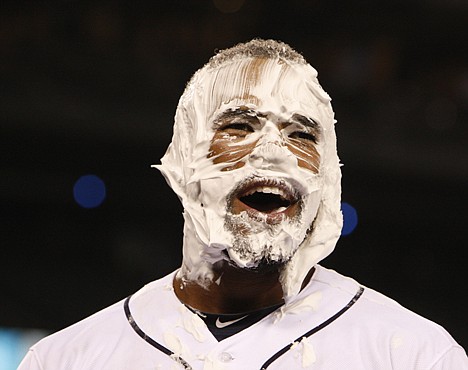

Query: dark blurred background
<box><xmin>2</xmin><ymin>0</ymin><xmax>467</xmax><ymax>350</ymax></box>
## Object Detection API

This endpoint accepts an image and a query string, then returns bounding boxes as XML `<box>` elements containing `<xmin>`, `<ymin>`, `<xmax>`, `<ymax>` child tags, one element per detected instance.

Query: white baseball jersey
<box><xmin>18</xmin><ymin>265</ymin><xmax>467</xmax><ymax>369</ymax></box>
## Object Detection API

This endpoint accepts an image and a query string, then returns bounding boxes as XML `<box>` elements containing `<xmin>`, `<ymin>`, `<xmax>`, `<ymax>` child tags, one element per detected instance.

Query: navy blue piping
<box><xmin>260</xmin><ymin>286</ymin><xmax>365</xmax><ymax>369</ymax></box>
<box><xmin>124</xmin><ymin>286</ymin><xmax>364</xmax><ymax>370</ymax></box>
<box><xmin>124</xmin><ymin>296</ymin><xmax>192</xmax><ymax>369</ymax></box>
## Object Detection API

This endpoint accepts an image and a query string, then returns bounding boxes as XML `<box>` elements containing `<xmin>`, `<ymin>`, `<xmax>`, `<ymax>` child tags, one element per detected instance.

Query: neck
<box><xmin>173</xmin><ymin>260</ymin><xmax>315</xmax><ymax>314</ymax></box>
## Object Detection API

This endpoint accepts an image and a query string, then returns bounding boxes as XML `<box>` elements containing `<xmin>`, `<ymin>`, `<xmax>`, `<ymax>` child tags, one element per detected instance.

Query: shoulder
<box><xmin>310</xmin><ymin>266</ymin><xmax>467</xmax><ymax>368</ymax></box>
<box><xmin>34</xmin><ymin>298</ymin><xmax>126</xmax><ymax>350</ymax></box>
<box><xmin>314</xmin><ymin>265</ymin><xmax>455</xmax><ymax>338</ymax></box>
<box><xmin>22</xmin><ymin>272</ymin><xmax>178</xmax><ymax>369</ymax></box>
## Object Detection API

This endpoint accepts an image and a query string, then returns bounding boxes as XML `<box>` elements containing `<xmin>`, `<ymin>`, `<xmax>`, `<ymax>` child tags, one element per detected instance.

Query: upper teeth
<box><xmin>245</xmin><ymin>186</ymin><xmax>287</xmax><ymax>198</ymax></box>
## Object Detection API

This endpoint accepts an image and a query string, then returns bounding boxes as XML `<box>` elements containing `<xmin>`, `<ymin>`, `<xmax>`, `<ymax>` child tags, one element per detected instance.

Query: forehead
<box><xmin>195</xmin><ymin>57</ymin><xmax>328</xmax><ymax>126</ymax></box>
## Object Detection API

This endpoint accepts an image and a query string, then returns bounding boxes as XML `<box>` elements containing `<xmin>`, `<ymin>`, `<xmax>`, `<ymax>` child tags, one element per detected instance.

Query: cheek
<box><xmin>208</xmin><ymin>134</ymin><xmax>257</xmax><ymax>171</ymax></box>
<box><xmin>286</xmin><ymin>141</ymin><xmax>320</xmax><ymax>173</ymax></box>
<box><xmin>207</xmin><ymin>134</ymin><xmax>320</xmax><ymax>173</ymax></box>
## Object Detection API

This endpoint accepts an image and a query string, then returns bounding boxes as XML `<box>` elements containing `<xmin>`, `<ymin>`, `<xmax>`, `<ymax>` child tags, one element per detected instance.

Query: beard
<box><xmin>223</xmin><ymin>192</ymin><xmax>313</xmax><ymax>269</ymax></box>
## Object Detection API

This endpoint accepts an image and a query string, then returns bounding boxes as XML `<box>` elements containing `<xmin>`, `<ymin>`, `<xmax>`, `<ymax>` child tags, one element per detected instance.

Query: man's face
<box><xmin>190</xmin><ymin>57</ymin><xmax>325</xmax><ymax>268</ymax></box>
<box><xmin>209</xmin><ymin>107</ymin><xmax>321</xmax><ymax>225</ymax></box>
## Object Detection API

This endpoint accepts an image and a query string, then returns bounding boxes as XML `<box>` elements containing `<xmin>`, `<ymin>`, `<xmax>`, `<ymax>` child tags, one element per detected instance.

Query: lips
<box><xmin>230</xmin><ymin>179</ymin><xmax>300</xmax><ymax>224</ymax></box>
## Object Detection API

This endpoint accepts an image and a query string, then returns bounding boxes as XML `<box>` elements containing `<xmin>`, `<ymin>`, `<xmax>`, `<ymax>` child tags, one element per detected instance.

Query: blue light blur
<box><xmin>0</xmin><ymin>327</ymin><xmax>48</xmax><ymax>370</ymax></box>
<box><xmin>341</xmin><ymin>202</ymin><xmax>358</xmax><ymax>236</ymax></box>
<box><xmin>73</xmin><ymin>174</ymin><xmax>106</xmax><ymax>208</ymax></box>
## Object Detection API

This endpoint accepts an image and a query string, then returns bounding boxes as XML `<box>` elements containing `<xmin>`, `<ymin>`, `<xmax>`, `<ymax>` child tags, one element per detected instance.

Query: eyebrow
<box><xmin>290</xmin><ymin>113</ymin><xmax>321</xmax><ymax>131</ymax></box>
<box><xmin>213</xmin><ymin>108</ymin><xmax>266</xmax><ymax>126</ymax></box>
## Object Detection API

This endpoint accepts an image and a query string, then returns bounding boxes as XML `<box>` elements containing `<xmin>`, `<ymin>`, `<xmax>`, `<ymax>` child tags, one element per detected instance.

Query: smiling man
<box><xmin>19</xmin><ymin>39</ymin><xmax>467</xmax><ymax>369</ymax></box>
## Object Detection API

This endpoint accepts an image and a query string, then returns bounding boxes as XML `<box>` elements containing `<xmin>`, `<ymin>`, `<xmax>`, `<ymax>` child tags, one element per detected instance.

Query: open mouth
<box><xmin>230</xmin><ymin>179</ymin><xmax>300</xmax><ymax>222</ymax></box>
<box><xmin>240</xmin><ymin>187</ymin><xmax>292</xmax><ymax>213</ymax></box>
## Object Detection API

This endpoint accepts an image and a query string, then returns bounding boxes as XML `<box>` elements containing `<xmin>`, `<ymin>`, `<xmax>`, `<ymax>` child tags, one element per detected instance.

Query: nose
<box><xmin>248</xmin><ymin>123</ymin><xmax>293</xmax><ymax>169</ymax></box>
<box><xmin>256</xmin><ymin>122</ymin><xmax>283</xmax><ymax>146</ymax></box>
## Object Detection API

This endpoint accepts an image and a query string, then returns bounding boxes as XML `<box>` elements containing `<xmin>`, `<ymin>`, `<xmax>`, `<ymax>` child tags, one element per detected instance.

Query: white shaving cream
<box><xmin>274</xmin><ymin>290</ymin><xmax>322</xmax><ymax>323</ymax></box>
<box><xmin>300</xmin><ymin>337</ymin><xmax>317</xmax><ymax>366</ymax></box>
<box><xmin>155</xmin><ymin>54</ymin><xmax>342</xmax><ymax>300</ymax></box>
<box><xmin>177</xmin><ymin>306</ymin><xmax>206</xmax><ymax>342</ymax></box>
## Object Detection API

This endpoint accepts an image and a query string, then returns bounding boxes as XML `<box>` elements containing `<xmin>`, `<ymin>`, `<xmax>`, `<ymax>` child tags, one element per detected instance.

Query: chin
<box><xmin>226</xmin><ymin>253</ymin><xmax>287</xmax><ymax>273</ymax></box>
<box><xmin>224</xmin><ymin>210</ymin><xmax>306</xmax><ymax>269</ymax></box>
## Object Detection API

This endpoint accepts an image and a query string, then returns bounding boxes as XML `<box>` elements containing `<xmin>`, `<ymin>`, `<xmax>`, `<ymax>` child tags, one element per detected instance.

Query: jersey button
<box><xmin>219</xmin><ymin>352</ymin><xmax>234</xmax><ymax>362</ymax></box>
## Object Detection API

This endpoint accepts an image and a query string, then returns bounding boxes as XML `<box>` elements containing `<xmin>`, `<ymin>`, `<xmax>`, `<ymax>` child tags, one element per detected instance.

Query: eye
<box><xmin>289</xmin><ymin>131</ymin><xmax>317</xmax><ymax>143</ymax></box>
<box><xmin>220</xmin><ymin>123</ymin><xmax>254</xmax><ymax>136</ymax></box>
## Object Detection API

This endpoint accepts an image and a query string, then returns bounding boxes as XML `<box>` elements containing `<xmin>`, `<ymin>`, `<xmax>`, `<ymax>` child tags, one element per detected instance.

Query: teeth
<box><xmin>260</xmin><ymin>186</ymin><xmax>282</xmax><ymax>195</ymax></box>
<box><xmin>244</xmin><ymin>186</ymin><xmax>287</xmax><ymax>198</ymax></box>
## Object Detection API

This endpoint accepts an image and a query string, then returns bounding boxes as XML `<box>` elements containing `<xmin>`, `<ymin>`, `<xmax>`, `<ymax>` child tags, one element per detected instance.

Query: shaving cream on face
<box><xmin>156</xmin><ymin>55</ymin><xmax>342</xmax><ymax>300</ymax></box>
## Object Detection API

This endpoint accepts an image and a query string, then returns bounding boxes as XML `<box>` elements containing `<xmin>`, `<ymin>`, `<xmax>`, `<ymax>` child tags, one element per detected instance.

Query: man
<box><xmin>19</xmin><ymin>39</ymin><xmax>467</xmax><ymax>369</ymax></box>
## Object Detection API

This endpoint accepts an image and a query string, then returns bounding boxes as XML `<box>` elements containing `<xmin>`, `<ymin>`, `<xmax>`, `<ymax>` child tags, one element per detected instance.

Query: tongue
<box><xmin>240</xmin><ymin>193</ymin><xmax>290</xmax><ymax>213</ymax></box>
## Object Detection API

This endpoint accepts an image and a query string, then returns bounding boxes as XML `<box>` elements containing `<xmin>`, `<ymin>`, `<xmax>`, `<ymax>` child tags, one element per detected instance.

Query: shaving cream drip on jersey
<box><xmin>155</xmin><ymin>52</ymin><xmax>343</xmax><ymax>300</ymax></box>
